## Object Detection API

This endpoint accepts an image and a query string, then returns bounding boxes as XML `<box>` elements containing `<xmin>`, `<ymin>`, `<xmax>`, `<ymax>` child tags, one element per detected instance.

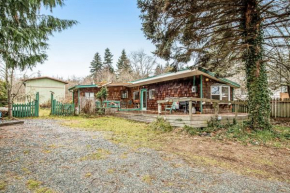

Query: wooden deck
<box><xmin>115</xmin><ymin>111</ymin><xmax>248</xmax><ymax>128</ymax></box>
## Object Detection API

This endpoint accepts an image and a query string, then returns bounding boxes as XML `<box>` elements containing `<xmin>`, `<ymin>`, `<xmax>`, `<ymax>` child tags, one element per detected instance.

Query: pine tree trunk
<box><xmin>287</xmin><ymin>85</ymin><xmax>290</xmax><ymax>97</ymax></box>
<box><xmin>243</xmin><ymin>0</ymin><xmax>271</xmax><ymax>130</ymax></box>
<box><xmin>5</xmin><ymin>66</ymin><xmax>13</xmax><ymax>118</ymax></box>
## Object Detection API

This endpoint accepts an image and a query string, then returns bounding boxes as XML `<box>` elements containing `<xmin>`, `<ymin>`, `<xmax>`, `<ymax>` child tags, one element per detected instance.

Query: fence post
<box><xmin>275</xmin><ymin>99</ymin><xmax>277</xmax><ymax>119</ymax></box>
<box><xmin>35</xmin><ymin>92</ymin><xmax>39</xmax><ymax>117</ymax></box>
<box><xmin>51</xmin><ymin>93</ymin><xmax>54</xmax><ymax>115</ymax></box>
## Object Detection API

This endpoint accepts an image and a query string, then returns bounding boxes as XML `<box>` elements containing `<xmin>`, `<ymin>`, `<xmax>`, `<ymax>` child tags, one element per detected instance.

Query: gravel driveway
<box><xmin>0</xmin><ymin>119</ymin><xmax>289</xmax><ymax>193</ymax></box>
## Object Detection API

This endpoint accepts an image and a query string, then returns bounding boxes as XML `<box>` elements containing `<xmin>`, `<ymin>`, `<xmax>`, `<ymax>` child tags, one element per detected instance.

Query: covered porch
<box><xmin>115</xmin><ymin>97</ymin><xmax>248</xmax><ymax>128</ymax></box>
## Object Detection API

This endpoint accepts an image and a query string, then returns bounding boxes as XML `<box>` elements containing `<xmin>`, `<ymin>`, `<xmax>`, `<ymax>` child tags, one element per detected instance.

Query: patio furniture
<box><xmin>103</xmin><ymin>100</ymin><xmax>121</xmax><ymax>109</ymax></box>
<box><xmin>165</xmin><ymin>102</ymin><xmax>178</xmax><ymax>114</ymax></box>
<box><xmin>128</xmin><ymin>100</ymin><xmax>133</xmax><ymax>108</ymax></box>
<box><xmin>121</xmin><ymin>101</ymin><xmax>127</xmax><ymax>108</ymax></box>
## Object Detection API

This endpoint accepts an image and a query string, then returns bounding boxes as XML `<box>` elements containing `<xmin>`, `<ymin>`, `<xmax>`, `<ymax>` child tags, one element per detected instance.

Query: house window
<box><xmin>281</xmin><ymin>86</ymin><xmax>288</xmax><ymax>93</ymax></box>
<box><xmin>85</xmin><ymin>92</ymin><xmax>94</xmax><ymax>99</ymax></box>
<box><xmin>211</xmin><ymin>85</ymin><xmax>230</xmax><ymax>101</ymax></box>
<box><xmin>133</xmin><ymin>91</ymin><xmax>140</xmax><ymax>100</ymax></box>
<box><xmin>121</xmin><ymin>90</ymin><xmax>128</xmax><ymax>99</ymax></box>
<box><xmin>149</xmin><ymin>89</ymin><xmax>156</xmax><ymax>99</ymax></box>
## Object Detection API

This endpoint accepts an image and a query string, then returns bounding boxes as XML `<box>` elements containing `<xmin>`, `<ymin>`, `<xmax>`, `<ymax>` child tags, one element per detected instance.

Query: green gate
<box><xmin>12</xmin><ymin>92</ymin><xmax>39</xmax><ymax>117</ymax></box>
<box><xmin>50</xmin><ymin>93</ymin><xmax>74</xmax><ymax>116</ymax></box>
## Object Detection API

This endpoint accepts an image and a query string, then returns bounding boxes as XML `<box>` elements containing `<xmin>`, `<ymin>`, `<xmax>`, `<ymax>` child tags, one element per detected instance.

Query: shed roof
<box><xmin>24</xmin><ymin>76</ymin><xmax>68</xmax><ymax>84</ymax></box>
<box><xmin>68</xmin><ymin>84</ymin><xmax>99</xmax><ymax>91</ymax></box>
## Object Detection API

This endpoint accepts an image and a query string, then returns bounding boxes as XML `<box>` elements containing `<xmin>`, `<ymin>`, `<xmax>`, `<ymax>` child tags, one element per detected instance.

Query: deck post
<box><xmin>200</xmin><ymin>75</ymin><xmax>203</xmax><ymax>114</ymax></box>
<box><xmin>232</xmin><ymin>89</ymin><xmax>234</xmax><ymax>112</ymax></box>
<box><xmin>214</xmin><ymin>102</ymin><xmax>219</xmax><ymax>118</ymax></box>
<box><xmin>235</xmin><ymin>102</ymin><xmax>238</xmax><ymax>120</ymax></box>
<box><xmin>78</xmin><ymin>89</ymin><xmax>80</xmax><ymax>114</ymax></box>
<box><xmin>158</xmin><ymin>103</ymin><xmax>161</xmax><ymax>117</ymax></box>
<box><xmin>189</xmin><ymin>100</ymin><xmax>192</xmax><ymax>121</ymax></box>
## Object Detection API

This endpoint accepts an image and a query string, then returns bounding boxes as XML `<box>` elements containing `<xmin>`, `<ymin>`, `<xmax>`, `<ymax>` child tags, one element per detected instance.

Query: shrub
<box><xmin>96</xmin><ymin>107</ymin><xmax>105</xmax><ymax>115</ymax></box>
<box><xmin>183</xmin><ymin>125</ymin><xmax>199</xmax><ymax>135</ymax></box>
<box><xmin>150</xmin><ymin>118</ymin><xmax>173</xmax><ymax>132</ymax></box>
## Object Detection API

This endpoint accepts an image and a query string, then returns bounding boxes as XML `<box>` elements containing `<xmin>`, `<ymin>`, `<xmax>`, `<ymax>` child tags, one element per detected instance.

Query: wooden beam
<box><xmin>189</xmin><ymin>100</ymin><xmax>192</xmax><ymax>120</ymax></box>
<box><xmin>78</xmin><ymin>89</ymin><xmax>80</xmax><ymax>114</ymax></box>
<box><xmin>157</xmin><ymin>97</ymin><xmax>247</xmax><ymax>105</ymax></box>
<box><xmin>158</xmin><ymin>103</ymin><xmax>162</xmax><ymax>116</ymax></box>
<box><xmin>200</xmin><ymin>75</ymin><xmax>203</xmax><ymax>114</ymax></box>
<box><xmin>235</xmin><ymin>103</ymin><xmax>238</xmax><ymax>119</ymax></box>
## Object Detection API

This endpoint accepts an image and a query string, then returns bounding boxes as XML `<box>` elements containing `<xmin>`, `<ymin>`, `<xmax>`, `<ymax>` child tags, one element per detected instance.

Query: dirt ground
<box><xmin>157</xmin><ymin>133</ymin><xmax>290</xmax><ymax>182</ymax></box>
<box><xmin>1</xmin><ymin>119</ymin><xmax>289</xmax><ymax>193</ymax></box>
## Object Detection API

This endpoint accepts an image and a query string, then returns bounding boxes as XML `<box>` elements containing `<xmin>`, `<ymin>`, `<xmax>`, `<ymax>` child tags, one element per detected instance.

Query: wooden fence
<box><xmin>271</xmin><ymin>99</ymin><xmax>290</xmax><ymax>118</ymax></box>
<box><xmin>51</xmin><ymin>93</ymin><xmax>74</xmax><ymax>116</ymax></box>
<box><xmin>12</xmin><ymin>92</ymin><xmax>39</xmax><ymax>117</ymax></box>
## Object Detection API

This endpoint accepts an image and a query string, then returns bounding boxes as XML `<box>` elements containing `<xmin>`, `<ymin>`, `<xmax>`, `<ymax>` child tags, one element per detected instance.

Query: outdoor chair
<box><xmin>165</xmin><ymin>102</ymin><xmax>177</xmax><ymax>114</ymax></box>
<box><xmin>128</xmin><ymin>100</ymin><xmax>133</xmax><ymax>108</ymax></box>
<box><xmin>121</xmin><ymin>101</ymin><xmax>127</xmax><ymax>108</ymax></box>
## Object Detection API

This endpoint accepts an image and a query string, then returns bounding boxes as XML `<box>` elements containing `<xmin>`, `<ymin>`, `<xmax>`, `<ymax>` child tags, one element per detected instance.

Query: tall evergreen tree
<box><xmin>103</xmin><ymin>48</ymin><xmax>114</xmax><ymax>73</ymax></box>
<box><xmin>0</xmin><ymin>0</ymin><xmax>77</xmax><ymax>117</ymax></box>
<box><xmin>90</xmin><ymin>52</ymin><xmax>103</xmax><ymax>78</ymax></box>
<box><xmin>117</xmin><ymin>49</ymin><xmax>130</xmax><ymax>71</ymax></box>
<box><xmin>154</xmin><ymin>64</ymin><xmax>163</xmax><ymax>75</ymax></box>
<box><xmin>138</xmin><ymin>0</ymin><xmax>290</xmax><ymax>130</ymax></box>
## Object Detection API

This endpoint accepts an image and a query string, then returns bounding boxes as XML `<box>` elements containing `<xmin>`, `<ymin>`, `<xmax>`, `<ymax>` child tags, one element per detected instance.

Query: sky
<box><xmin>25</xmin><ymin>0</ymin><xmax>160</xmax><ymax>79</ymax></box>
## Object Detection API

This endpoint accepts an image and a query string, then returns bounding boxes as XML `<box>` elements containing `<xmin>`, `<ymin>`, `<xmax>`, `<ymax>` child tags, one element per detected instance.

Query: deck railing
<box><xmin>157</xmin><ymin>97</ymin><xmax>247</xmax><ymax>120</ymax></box>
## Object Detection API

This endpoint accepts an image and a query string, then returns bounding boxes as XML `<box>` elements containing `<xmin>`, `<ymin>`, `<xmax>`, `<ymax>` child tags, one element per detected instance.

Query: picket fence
<box><xmin>12</xmin><ymin>92</ymin><xmax>39</xmax><ymax>117</ymax></box>
<box><xmin>51</xmin><ymin>93</ymin><xmax>74</xmax><ymax>116</ymax></box>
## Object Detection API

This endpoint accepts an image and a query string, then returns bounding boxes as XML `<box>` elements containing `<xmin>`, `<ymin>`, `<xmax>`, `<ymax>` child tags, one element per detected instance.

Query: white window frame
<box><xmin>85</xmin><ymin>92</ymin><xmax>94</xmax><ymax>99</ymax></box>
<box><xmin>149</xmin><ymin>89</ymin><xmax>156</xmax><ymax>100</ymax></box>
<box><xmin>133</xmin><ymin>91</ymin><xmax>140</xmax><ymax>100</ymax></box>
<box><xmin>121</xmin><ymin>90</ymin><xmax>128</xmax><ymax>99</ymax></box>
<box><xmin>210</xmin><ymin>85</ymin><xmax>231</xmax><ymax>101</ymax></box>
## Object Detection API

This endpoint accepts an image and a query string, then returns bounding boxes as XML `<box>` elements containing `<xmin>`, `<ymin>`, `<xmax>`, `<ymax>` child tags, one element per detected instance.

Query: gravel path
<box><xmin>0</xmin><ymin>119</ymin><xmax>289</xmax><ymax>193</ymax></box>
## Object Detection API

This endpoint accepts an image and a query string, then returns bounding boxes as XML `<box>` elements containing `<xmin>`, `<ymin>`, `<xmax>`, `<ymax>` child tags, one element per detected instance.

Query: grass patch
<box><xmin>60</xmin><ymin>116</ymin><xmax>163</xmax><ymax>148</ymax></box>
<box><xmin>149</xmin><ymin>118</ymin><xmax>173</xmax><ymax>132</ymax></box>
<box><xmin>84</xmin><ymin>173</ymin><xmax>92</xmax><ymax>178</ymax></box>
<box><xmin>23</xmin><ymin>150</ymin><xmax>30</xmax><ymax>155</ymax></box>
<box><xmin>26</xmin><ymin>179</ymin><xmax>42</xmax><ymax>190</ymax></box>
<box><xmin>142</xmin><ymin>175</ymin><xmax>155</xmax><ymax>184</ymax></box>
<box><xmin>80</xmin><ymin>149</ymin><xmax>111</xmax><ymax>161</ymax></box>
<box><xmin>107</xmin><ymin>168</ymin><xmax>116</xmax><ymax>174</ymax></box>
<box><xmin>22</xmin><ymin>167</ymin><xmax>31</xmax><ymax>175</ymax></box>
<box><xmin>39</xmin><ymin>108</ymin><xmax>51</xmax><ymax>117</ymax></box>
<box><xmin>0</xmin><ymin>181</ymin><xmax>7</xmax><ymax>191</ymax></box>
<box><xmin>35</xmin><ymin>187</ymin><xmax>55</xmax><ymax>193</ymax></box>
<box><xmin>183</xmin><ymin>118</ymin><xmax>290</xmax><ymax>148</ymax></box>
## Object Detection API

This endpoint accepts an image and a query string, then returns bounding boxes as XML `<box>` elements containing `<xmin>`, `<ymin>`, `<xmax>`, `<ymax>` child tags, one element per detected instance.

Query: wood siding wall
<box><xmin>72</xmin><ymin>75</ymin><xmax>235</xmax><ymax>113</ymax></box>
<box><xmin>73</xmin><ymin>87</ymin><xmax>100</xmax><ymax>106</ymax></box>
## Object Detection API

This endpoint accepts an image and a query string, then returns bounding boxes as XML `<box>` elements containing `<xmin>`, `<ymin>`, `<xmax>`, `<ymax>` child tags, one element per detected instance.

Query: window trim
<box><xmin>210</xmin><ymin>85</ymin><xmax>231</xmax><ymax>101</ymax></box>
<box><xmin>121</xmin><ymin>90</ymin><xmax>128</xmax><ymax>99</ymax></box>
<box><xmin>85</xmin><ymin>92</ymin><xmax>94</xmax><ymax>99</ymax></box>
<box><xmin>149</xmin><ymin>89</ymin><xmax>156</xmax><ymax>100</ymax></box>
<box><xmin>133</xmin><ymin>91</ymin><xmax>140</xmax><ymax>100</ymax></box>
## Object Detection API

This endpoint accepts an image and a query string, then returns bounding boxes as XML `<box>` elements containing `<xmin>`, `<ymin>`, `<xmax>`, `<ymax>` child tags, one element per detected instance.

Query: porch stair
<box><xmin>114</xmin><ymin>112</ymin><xmax>248</xmax><ymax>128</ymax></box>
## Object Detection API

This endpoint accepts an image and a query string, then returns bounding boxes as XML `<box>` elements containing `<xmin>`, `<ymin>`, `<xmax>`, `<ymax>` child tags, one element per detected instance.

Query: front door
<box><xmin>140</xmin><ymin>89</ymin><xmax>147</xmax><ymax>111</ymax></box>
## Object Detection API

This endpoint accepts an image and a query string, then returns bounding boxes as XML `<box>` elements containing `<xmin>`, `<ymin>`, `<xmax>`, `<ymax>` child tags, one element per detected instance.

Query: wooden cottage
<box><xmin>69</xmin><ymin>67</ymin><xmax>240</xmax><ymax>115</ymax></box>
